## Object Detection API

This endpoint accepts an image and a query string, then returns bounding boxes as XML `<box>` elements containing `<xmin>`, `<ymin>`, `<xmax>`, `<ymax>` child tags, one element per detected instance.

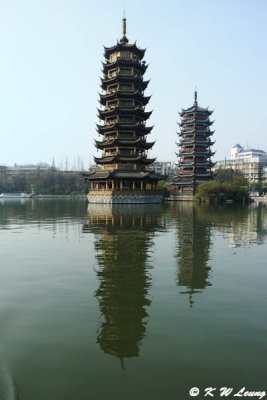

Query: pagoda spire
<box><xmin>120</xmin><ymin>12</ymin><xmax>129</xmax><ymax>43</ymax></box>
<box><xmin>194</xmin><ymin>89</ymin><xmax>198</xmax><ymax>106</ymax></box>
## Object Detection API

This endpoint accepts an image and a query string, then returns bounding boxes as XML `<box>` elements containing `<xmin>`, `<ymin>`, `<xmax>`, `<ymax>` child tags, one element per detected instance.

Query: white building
<box><xmin>231</xmin><ymin>144</ymin><xmax>267</xmax><ymax>161</ymax></box>
<box><xmin>148</xmin><ymin>161</ymin><xmax>176</xmax><ymax>177</ymax></box>
<box><xmin>215</xmin><ymin>144</ymin><xmax>267</xmax><ymax>185</ymax></box>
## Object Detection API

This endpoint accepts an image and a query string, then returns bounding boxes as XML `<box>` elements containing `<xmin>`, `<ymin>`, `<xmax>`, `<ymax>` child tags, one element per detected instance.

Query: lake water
<box><xmin>0</xmin><ymin>199</ymin><xmax>266</xmax><ymax>400</ymax></box>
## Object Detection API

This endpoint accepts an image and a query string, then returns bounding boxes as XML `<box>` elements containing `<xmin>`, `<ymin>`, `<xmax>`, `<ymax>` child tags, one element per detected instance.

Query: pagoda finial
<box><xmin>120</xmin><ymin>11</ymin><xmax>129</xmax><ymax>43</ymax></box>
<box><xmin>194</xmin><ymin>88</ymin><xmax>198</xmax><ymax>106</ymax></box>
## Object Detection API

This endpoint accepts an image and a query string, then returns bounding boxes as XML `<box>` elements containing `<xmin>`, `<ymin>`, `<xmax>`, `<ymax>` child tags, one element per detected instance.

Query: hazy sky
<box><xmin>0</xmin><ymin>0</ymin><xmax>267</xmax><ymax>167</ymax></box>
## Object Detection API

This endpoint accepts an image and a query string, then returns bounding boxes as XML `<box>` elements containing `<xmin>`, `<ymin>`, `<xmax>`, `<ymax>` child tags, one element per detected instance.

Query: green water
<box><xmin>0</xmin><ymin>199</ymin><xmax>266</xmax><ymax>400</ymax></box>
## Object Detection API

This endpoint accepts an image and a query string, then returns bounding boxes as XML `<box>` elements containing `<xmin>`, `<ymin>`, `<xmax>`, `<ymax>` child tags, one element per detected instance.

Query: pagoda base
<box><xmin>87</xmin><ymin>190</ymin><xmax>162</xmax><ymax>204</ymax></box>
<box><xmin>168</xmin><ymin>191</ymin><xmax>194</xmax><ymax>202</ymax></box>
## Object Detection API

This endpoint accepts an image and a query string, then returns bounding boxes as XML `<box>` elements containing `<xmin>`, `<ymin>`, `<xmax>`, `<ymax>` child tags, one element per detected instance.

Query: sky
<box><xmin>0</xmin><ymin>0</ymin><xmax>267</xmax><ymax>167</ymax></box>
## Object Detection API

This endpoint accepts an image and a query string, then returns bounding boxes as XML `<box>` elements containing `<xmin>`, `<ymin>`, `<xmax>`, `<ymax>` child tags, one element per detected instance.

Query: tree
<box><xmin>215</xmin><ymin>168</ymin><xmax>248</xmax><ymax>186</ymax></box>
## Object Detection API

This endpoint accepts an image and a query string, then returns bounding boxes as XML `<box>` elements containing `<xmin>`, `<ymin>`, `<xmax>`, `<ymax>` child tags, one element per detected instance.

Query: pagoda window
<box><xmin>184</xmin><ymin>114</ymin><xmax>194</xmax><ymax>120</ymax></box>
<box><xmin>119</xmin><ymin>67</ymin><xmax>133</xmax><ymax>76</ymax></box>
<box><xmin>119</xmin><ymin>51</ymin><xmax>133</xmax><ymax>60</ymax></box>
<box><xmin>119</xmin><ymin>148</ymin><xmax>131</xmax><ymax>155</ymax></box>
<box><xmin>197</xmin><ymin>115</ymin><xmax>208</xmax><ymax>121</ymax></box>
<box><xmin>119</xmin><ymin>99</ymin><xmax>134</xmax><ymax>108</ymax></box>
<box><xmin>118</xmin><ymin>131</ymin><xmax>135</xmax><ymax>138</ymax></box>
<box><xmin>119</xmin><ymin>83</ymin><xmax>134</xmax><ymax>92</ymax></box>
<box><xmin>119</xmin><ymin>116</ymin><xmax>135</xmax><ymax>123</ymax></box>
<box><xmin>116</xmin><ymin>164</ymin><xmax>135</xmax><ymax>170</ymax></box>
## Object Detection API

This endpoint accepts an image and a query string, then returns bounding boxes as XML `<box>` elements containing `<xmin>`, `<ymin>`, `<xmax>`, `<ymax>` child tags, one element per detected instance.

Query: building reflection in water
<box><xmin>222</xmin><ymin>204</ymin><xmax>267</xmax><ymax>248</ymax></box>
<box><xmin>83</xmin><ymin>204</ymin><xmax>164</xmax><ymax>366</ymax></box>
<box><xmin>174</xmin><ymin>203</ymin><xmax>212</xmax><ymax>307</ymax></box>
<box><xmin>174</xmin><ymin>203</ymin><xmax>267</xmax><ymax>306</ymax></box>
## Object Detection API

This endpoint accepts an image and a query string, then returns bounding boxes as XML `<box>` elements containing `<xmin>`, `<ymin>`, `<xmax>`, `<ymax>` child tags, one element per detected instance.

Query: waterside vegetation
<box><xmin>0</xmin><ymin>170</ymin><xmax>87</xmax><ymax>195</ymax></box>
<box><xmin>194</xmin><ymin>168</ymin><xmax>249</xmax><ymax>204</ymax></box>
<box><xmin>0</xmin><ymin>167</ymin><xmax>263</xmax><ymax>204</ymax></box>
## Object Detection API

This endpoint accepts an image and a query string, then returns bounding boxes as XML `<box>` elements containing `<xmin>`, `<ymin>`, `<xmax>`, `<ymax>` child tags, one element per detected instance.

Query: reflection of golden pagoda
<box><xmin>175</xmin><ymin>203</ymin><xmax>212</xmax><ymax>307</ymax></box>
<box><xmin>83</xmin><ymin>204</ymin><xmax>163</xmax><ymax>364</ymax></box>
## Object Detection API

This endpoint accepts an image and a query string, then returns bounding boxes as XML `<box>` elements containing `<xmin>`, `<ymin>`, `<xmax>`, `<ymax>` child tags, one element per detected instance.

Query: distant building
<box><xmin>230</xmin><ymin>144</ymin><xmax>267</xmax><ymax>160</ymax></box>
<box><xmin>6</xmin><ymin>163</ymin><xmax>51</xmax><ymax>176</ymax></box>
<box><xmin>0</xmin><ymin>166</ymin><xmax>8</xmax><ymax>177</ymax></box>
<box><xmin>148</xmin><ymin>161</ymin><xmax>175</xmax><ymax>177</ymax></box>
<box><xmin>215</xmin><ymin>144</ymin><xmax>267</xmax><ymax>185</ymax></box>
<box><xmin>230</xmin><ymin>144</ymin><xmax>244</xmax><ymax>159</ymax></box>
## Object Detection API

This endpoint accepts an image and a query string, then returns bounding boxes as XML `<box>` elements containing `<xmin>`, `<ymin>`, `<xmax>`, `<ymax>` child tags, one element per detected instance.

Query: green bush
<box><xmin>195</xmin><ymin>181</ymin><xmax>249</xmax><ymax>203</ymax></box>
<box><xmin>158</xmin><ymin>180</ymin><xmax>171</xmax><ymax>198</ymax></box>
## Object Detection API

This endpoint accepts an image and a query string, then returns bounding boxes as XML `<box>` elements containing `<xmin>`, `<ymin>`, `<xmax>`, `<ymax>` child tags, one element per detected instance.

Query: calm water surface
<box><xmin>0</xmin><ymin>199</ymin><xmax>266</xmax><ymax>399</ymax></box>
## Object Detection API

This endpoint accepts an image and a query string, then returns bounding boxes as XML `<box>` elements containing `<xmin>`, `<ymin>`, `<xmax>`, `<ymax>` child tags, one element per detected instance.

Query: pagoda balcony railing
<box><xmin>101</xmin><ymin>164</ymin><xmax>144</xmax><ymax>171</ymax></box>
<box><xmin>179</xmin><ymin>130</ymin><xmax>211</xmax><ymax>136</ymax></box>
<box><xmin>105</xmin><ymin>102</ymin><xmax>144</xmax><ymax>111</ymax></box>
<box><xmin>180</xmin><ymin>157</ymin><xmax>209</xmax><ymax>165</ymax></box>
<box><xmin>106</xmin><ymin>103</ymin><xmax>135</xmax><ymax>110</ymax></box>
<box><xmin>109</xmin><ymin>52</ymin><xmax>137</xmax><ymax>62</ymax></box>
<box><xmin>180</xmin><ymin>127</ymin><xmax>210</xmax><ymax>132</ymax></box>
<box><xmin>178</xmin><ymin>153</ymin><xmax>211</xmax><ymax>158</ymax></box>
<box><xmin>89</xmin><ymin>189</ymin><xmax>161</xmax><ymax>195</ymax></box>
<box><xmin>118</xmin><ymin>86</ymin><xmax>135</xmax><ymax>92</ymax></box>
<box><xmin>105</xmin><ymin>117</ymin><xmax>136</xmax><ymax>125</ymax></box>
<box><xmin>104</xmin><ymin>150</ymin><xmax>142</xmax><ymax>157</ymax></box>
<box><xmin>180</xmin><ymin>149</ymin><xmax>210</xmax><ymax>154</ymax></box>
<box><xmin>179</xmin><ymin>149</ymin><xmax>193</xmax><ymax>153</ymax></box>
<box><xmin>119</xmin><ymin>118</ymin><xmax>136</xmax><ymax>123</ymax></box>
<box><xmin>102</xmin><ymin>134</ymin><xmax>137</xmax><ymax>141</ymax></box>
<box><xmin>180</xmin><ymin>138</ymin><xmax>212</xmax><ymax>144</ymax></box>
<box><xmin>119</xmin><ymin>72</ymin><xmax>141</xmax><ymax>79</ymax></box>
<box><xmin>179</xmin><ymin>148</ymin><xmax>209</xmax><ymax>152</ymax></box>
<box><xmin>183</xmin><ymin>115</ymin><xmax>209</xmax><ymax>122</ymax></box>
<box><xmin>118</xmin><ymin>100</ymin><xmax>135</xmax><ymax>107</ymax></box>
<box><xmin>108</xmin><ymin>69</ymin><xmax>141</xmax><ymax>79</ymax></box>
<box><xmin>178</xmin><ymin>157</ymin><xmax>193</xmax><ymax>161</ymax></box>
<box><xmin>117</xmin><ymin>54</ymin><xmax>134</xmax><ymax>61</ymax></box>
<box><xmin>102</xmin><ymin>120</ymin><xmax>146</xmax><ymax>128</ymax></box>
<box><xmin>116</xmin><ymin>134</ymin><xmax>136</xmax><ymax>139</ymax></box>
